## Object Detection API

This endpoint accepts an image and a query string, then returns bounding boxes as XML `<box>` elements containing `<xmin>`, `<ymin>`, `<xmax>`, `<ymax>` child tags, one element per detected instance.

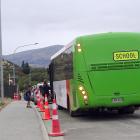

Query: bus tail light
<box><xmin>78</xmin><ymin>85</ymin><xmax>88</xmax><ymax>104</ymax></box>
<box><xmin>83</xmin><ymin>95</ymin><xmax>88</xmax><ymax>100</ymax></box>
<box><xmin>79</xmin><ymin>86</ymin><xmax>84</xmax><ymax>91</ymax></box>
<box><xmin>82</xmin><ymin>91</ymin><xmax>86</xmax><ymax>95</ymax></box>
<box><xmin>77</xmin><ymin>43</ymin><xmax>82</xmax><ymax>52</ymax></box>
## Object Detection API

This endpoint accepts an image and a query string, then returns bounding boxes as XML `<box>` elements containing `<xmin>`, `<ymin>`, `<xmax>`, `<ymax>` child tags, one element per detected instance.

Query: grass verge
<box><xmin>0</xmin><ymin>98</ymin><xmax>12</xmax><ymax>111</ymax></box>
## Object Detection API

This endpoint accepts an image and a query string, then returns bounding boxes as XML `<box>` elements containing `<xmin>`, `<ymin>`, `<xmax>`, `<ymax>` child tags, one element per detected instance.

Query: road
<box><xmin>57</xmin><ymin>109</ymin><xmax>140</xmax><ymax>140</ymax></box>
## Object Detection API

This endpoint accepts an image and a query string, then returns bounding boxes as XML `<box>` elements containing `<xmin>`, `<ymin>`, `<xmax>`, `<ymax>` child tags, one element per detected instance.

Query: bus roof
<box><xmin>51</xmin><ymin>32</ymin><xmax>140</xmax><ymax>60</ymax></box>
<box><xmin>51</xmin><ymin>41</ymin><xmax>73</xmax><ymax>60</ymax></box>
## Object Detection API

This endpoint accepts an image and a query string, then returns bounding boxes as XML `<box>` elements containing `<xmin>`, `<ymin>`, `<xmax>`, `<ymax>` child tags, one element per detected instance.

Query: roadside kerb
<box><xmin>36</xmin><ymin>103</ymin><xmax>65</xmax><ymax>140</ymax></box>
<box><xmin>33</xmin><ymin>104</ymin><xmax>50</xmax><ymax>140</ymax></box>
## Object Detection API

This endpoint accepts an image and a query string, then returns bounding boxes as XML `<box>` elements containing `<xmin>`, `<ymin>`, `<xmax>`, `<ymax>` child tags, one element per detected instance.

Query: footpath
<box><xmin>0</xmin><ymin>100</ymin><xmax>49</xmax><ymax>140</ymax></box>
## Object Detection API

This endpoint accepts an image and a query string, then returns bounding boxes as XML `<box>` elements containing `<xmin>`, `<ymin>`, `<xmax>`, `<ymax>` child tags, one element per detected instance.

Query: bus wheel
<box><xmin>118</xmin><ymin>107</ymin><xmax>135</xmax><ymax>114</ymax></box>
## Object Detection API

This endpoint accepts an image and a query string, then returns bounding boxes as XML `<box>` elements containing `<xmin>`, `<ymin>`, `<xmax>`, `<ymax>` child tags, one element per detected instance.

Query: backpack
<box><xmin>24</xmin><ymin>91</ymin><xmax>31</xmax><ymax>101</ymax></box>
<box><xmin>24</xmin><ymin>92</ymin><xmax>28</xmax><ymax>101</ymax></box>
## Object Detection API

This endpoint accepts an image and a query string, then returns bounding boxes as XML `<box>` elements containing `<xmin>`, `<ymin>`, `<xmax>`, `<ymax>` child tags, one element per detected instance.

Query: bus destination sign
<box><xmin>113</xmin><ymin>51</ymin><xmax>139</xmax><ymax>61</ymax></box>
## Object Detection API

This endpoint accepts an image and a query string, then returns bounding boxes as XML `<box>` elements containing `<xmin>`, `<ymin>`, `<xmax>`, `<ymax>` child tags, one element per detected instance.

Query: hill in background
<box><xmin>2</xmin><ymin>59</ymin><xmax>52</xmax><ymax>92</ymax></box>
<box><xmin>4</xmin><ymin>45</ymin><xmax>63</xmax><ymax>68</ymax></box>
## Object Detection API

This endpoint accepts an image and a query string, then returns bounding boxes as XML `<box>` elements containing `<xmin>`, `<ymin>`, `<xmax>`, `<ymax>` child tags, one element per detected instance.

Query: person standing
<box><xmin>42</xmin><ymin>81</ymin><xmax>50</xmax><ymax>102</ymax></box>
<box><xmin>25</xmin><ymin>85</ymin><xmax>32</xmax><ymax>108</ymax></box>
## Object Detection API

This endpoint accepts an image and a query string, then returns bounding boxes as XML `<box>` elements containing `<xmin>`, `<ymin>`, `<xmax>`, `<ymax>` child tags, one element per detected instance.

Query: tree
<box><xmin>21</xmin><ymin>61</ymin><xmax>30</xmax><ymax>74</ymax></box>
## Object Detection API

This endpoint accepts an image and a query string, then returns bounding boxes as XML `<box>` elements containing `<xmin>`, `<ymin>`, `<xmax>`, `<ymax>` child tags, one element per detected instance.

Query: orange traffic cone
<box><xmin>36</xmin><ymin>90</ymin><xmax>41</xmax><ymax>108</ymax></box>
<box><xmin>15</xmin><ymin>93</ymin><xmax>18</xmax><ymax>100</ymax></box>
<box><xmin>16</xmin><ymin>93</ymin><xmax>19</xmax><ymax>100</ymax></box>
<box><xmin>39</xmin><ymin>96</ymin><xmax>45</xmax><ymax>112</ymax></box>
<box><xmin>13</xmin><ymin>93</ymin><xmax>16</xmax><ymax>100</ymax></box>
<box><xmin>49</xmin><ymin>99</ymin><xmax>64</xmax><ymax>137</ymax></box>
<box><xmin>14</xmin><ymin>93</ymin><xmax>17</xmax><ymax>101</ymax></box>
<box><xmin>36</xmin><ymin>93</ymin><xmax>40</xmax><ymax>108</ymax></box>
<box><xmin>42</xmin><ymin>95</ymin><xmax>51</xmax><ymax>120</ymax></box>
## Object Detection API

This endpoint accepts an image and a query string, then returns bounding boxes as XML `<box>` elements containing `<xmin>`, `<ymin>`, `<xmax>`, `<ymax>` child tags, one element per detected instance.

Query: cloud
<box><xmin>2</xmin><ymin>0</ymin><xmax>140</xmax><ymax>54</ymax></box>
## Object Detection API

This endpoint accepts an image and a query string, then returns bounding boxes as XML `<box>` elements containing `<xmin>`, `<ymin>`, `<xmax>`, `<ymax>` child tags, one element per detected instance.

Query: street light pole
<box><xmin>13</xmin><ymin>43</ymin><xmax>39</xmax><ymax>54</ymax></box>
<box><xmin>13</xmin><ymin>43</ymin><xmax>38</xmax><ymax>90</ymax></box>
<box><xmin>0</xmin><ymin>0</ymin><xmax>4</xmax><ymax>102</ymax></box>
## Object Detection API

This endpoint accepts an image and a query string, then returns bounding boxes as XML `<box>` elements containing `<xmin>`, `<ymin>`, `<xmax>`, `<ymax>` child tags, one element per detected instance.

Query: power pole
<box><xmin>0</xmin><ymin>0</ymin><xmax>4</xmax><ymax>101</ymax></box>
<box><xmin>13</xmin><ymin>65</ymin><xmax>15</xmax><ymax>85</ymax></box>
<box><xmin>8</xmin><ymin>73</ymin><xmax>10</xmax><ymax>85</ymax></box>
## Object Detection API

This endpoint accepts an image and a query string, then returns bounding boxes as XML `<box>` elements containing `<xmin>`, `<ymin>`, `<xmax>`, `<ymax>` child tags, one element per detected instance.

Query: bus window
<box><xmin>53</xmin><ymin>46</ymin><xmax>73</xmax><ymax>81</ymax></box>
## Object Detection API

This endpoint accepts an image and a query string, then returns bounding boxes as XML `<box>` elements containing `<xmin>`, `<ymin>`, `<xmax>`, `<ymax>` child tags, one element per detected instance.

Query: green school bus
<box><xmin>49</xmin><ymin>32</ymin><xmax>140</xmax><ymax>116</ymax></box>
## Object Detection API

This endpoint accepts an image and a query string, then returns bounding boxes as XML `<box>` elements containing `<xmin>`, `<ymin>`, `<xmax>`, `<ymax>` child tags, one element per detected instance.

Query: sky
<box><xmin>2</xmin><ymin>0</ymin><xmax>140</xmax><ymax>55</ymax></box>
